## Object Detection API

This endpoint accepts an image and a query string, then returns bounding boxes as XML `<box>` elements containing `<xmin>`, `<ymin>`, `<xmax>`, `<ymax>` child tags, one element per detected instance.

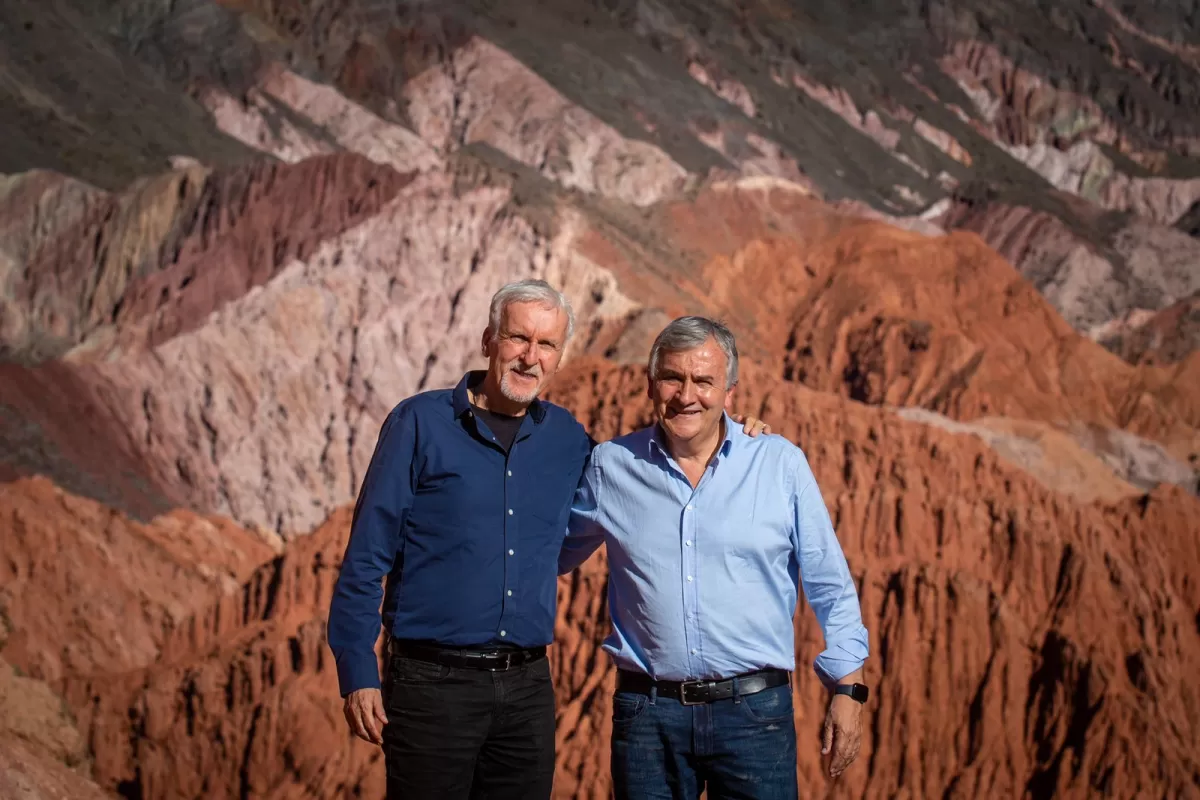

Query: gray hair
<box><xmin>488</xmin><ymin>279</ymin><xmax>575</xmax><ymax>341</ymax></box>
<box><xmin>648</xmin><ymin>316</ymin><xmax>739</xmax><ymax>388</ymax></box>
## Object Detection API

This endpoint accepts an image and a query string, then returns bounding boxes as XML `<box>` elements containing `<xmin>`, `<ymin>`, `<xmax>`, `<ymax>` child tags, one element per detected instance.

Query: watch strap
<box><xmin>833</xmin><ymin>682</ymin><xmax>869</xmax><ymax>703</ymax></box>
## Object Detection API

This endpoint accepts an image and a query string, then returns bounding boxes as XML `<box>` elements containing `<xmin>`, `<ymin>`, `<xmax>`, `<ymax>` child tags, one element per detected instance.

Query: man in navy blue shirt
<box><xmin>328</xmin><ymin>278</ymin><xmax>588</xmax><ymax>799</ymax></box>
<box><xmin>328</xmin><ymin>279</ymin><xmax>767</xmax><ymax>799</ymax></box>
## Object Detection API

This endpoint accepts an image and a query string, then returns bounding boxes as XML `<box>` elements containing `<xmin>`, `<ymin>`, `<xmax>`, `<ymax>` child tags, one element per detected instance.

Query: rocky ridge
<box><xmin>1</xmin><ymin>0</ymin><xmax>1200</xmax><ymax>798</ymax></box>
<box><xmin>4</xmin><ymin>360</ymin><xmax>1198</xmax><ymax>799</ymax></box>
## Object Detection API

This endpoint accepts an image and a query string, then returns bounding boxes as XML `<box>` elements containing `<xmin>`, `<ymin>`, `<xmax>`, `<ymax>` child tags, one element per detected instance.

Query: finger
<box><xmin>731</xmin><ymin>413</ymin><xmax>745</xmax><ymax>423</ymax></box>
<box><xmin>349</xmin><ymin>706</ymin><xmax>371</xmax><ymax>742</ymax></box>
<box><xmin>372</xmin><ymin>695</ymin><xmax>389</xmax><ymax>733</ymax></box>
<box><xmin>831</xmin><ymin>746</ymin><xmax>847</xmax><ymax>776</ymax></box>
<box><xmin>361</xmin><ymin>707</ymin><xmax>382</xmax><ymax>745</ymax></box>
<box><xmin>830</xmin><ymin>732</ymin><xmax>859</xmax><ymax>777</ymax></box>
<box><xmin>822</xmin><ymin>712</ymin><xmax>834</xmax><ymax>755</ymax></box>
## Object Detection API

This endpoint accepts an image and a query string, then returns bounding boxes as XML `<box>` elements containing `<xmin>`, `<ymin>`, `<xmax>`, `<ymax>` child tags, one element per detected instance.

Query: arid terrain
<box><xmin>1</xmin><ymin>0</ymin><xmax>1198</xmax><ymax>798</ymax></box>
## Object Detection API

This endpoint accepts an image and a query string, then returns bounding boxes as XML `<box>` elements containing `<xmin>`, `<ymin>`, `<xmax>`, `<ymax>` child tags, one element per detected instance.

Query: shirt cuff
<box><xmin>335</xmin><ymin>653</ymin><xmax>382</xmax><ymax>697</ymax></box>
<box><xmin>812</xmin><ymin>627</ymin><xmax>870</xmax><ymax>685</ymax></box>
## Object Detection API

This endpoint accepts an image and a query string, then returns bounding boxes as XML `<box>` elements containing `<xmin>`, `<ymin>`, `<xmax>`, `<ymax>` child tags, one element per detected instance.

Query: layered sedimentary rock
<box><xmin>2</xmin><ymin>153</ymin><xmax>414</xmax><ymax>364</ymax></box>
<box><xmin>0</xmin><ymin>657</ymin><xmax>110</xmax><ymax>800</ymax></box>
<box><xmin>546</xmin><ymin>360</ymin><xmax>1200</xmax><ymax>799</ymax></box>
<box><xmin>5</xmin><ymin>359</ymin><xmax>1198</xmax><ymax>799</ymax></box>
<box><xmin>940</xmin><ymin>195</ymin><xmax>1200</xmax><ymax>340</ymax></box>
<box><xmin>2</xmin><ymin>1</ymin><xmax>1200</xmax><ymax>799</ymax></box>
<box><xmin>1098</xmin><ymin>291</ymin><xmax>1200</xmax><ymax>366</ymax></box>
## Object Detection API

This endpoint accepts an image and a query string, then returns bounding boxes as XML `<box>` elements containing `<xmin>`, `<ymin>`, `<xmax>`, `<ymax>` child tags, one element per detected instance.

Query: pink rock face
<box><xmin>199</xmin><ymin>64</ymin><xmax>443</xmax><ymax>174</ymax></box>
<box><xmin>941</xmin><ymin>197</ymin><xmax>1200</xmax><ymax>338</ymax></box>
<box><xmin>402</xmin><ymin>37</ymin><xmax>690</xmax><ymax>207</ymax></box>
<box><xmin>3</xmin><ymin>157</ymin><xmax>641</xmax><ymax>535</ymax></box>
<box><xmin>2</xmin><ymin>2</ymin><xmax>1199</xmax><ymax>798</ymax></box>
<box><xmin>939</xmin><ymin>40</ymin><xmax>1200</xmax><ymax>224</ymax></box>
<box><xmin>5</xmin><ymin>155</ymin><xmax>413</xmax><ymax>364</ymax></box>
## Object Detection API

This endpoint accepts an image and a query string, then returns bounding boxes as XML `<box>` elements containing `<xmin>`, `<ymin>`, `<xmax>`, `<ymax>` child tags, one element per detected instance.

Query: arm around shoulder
<box><xmin>558</xmin><ymin>444</ymin><xmax>608</xmax><ymax>574</ymax></box>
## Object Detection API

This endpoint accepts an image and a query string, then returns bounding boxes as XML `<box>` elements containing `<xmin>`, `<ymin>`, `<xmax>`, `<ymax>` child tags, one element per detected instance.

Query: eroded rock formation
<box><xmin>2</xmin><ymin>0</ymin><xmax>1199</xmax><ymax>798</ymax></box>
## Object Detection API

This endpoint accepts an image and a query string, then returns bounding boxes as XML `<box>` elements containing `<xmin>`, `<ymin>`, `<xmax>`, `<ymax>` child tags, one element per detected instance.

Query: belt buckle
<box><xmin>679</xmin><ymin>680</ymin><xmax>710</xmax><ymax>706</ymax></box>
<box><xmin>491</xmin><ymin>652</ymin><xmax>513</xmax><ymax>672</ymax></box>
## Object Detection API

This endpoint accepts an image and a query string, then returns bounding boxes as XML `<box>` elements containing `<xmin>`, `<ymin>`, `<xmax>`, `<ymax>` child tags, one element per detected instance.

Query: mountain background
<box><xmin>1</xmin><ymin>0</ymin><xmax>1198</xmax><ymax>797</ymax></box>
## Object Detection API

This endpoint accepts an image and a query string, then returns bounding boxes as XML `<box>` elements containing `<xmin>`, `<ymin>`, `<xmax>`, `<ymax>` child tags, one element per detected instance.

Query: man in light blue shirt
<box><xmin>559</xmin><ymin>316</ymin><xmax>870</xmax><ymax>799</ymax></box>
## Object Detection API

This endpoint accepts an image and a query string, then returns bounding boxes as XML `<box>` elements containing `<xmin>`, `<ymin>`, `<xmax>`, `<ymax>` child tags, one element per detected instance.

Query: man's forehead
<box><xmin>501</xmin><ymin>302</ymin><xmax>565</xmax><ymax>330</ymax></box>
<box><xmin>659</xmin><ymin>343</ymin><xmax>725</xmax><ymax>373</ymax></box>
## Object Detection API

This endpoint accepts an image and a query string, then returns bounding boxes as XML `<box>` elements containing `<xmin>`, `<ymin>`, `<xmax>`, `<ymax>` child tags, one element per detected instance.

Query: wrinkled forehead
<box><xmin>500</xmin><ymin>301</ymin><xmax>567</xmax><ymax>337</ymax></box>
<box><xmin>656</xmin><ymin>341</ymin><xmax>728</xmax><ymax>379</ymax></box>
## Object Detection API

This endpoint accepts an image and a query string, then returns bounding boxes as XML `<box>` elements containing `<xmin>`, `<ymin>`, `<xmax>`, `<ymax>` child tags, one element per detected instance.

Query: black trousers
<box><xmin>381</xmin><ymin>650</ymin><xmax>556</xmax><ymax>799</ymax></box>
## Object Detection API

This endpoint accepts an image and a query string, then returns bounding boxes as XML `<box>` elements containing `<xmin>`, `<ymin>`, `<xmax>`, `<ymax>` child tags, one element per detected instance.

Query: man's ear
<box><xmin>481</xmin><ymin>327</ymin><xmax>493</xmax><ymax>357</ymax></box>
<box><xmin>646</xmin><ymin>368</ymin><xmax>654</xmax><ymax>402</ymax></box>
<box><xmin>724</xmin><ymin>384</ymin><xmax>737</xmax><ymax>412</ymax></box>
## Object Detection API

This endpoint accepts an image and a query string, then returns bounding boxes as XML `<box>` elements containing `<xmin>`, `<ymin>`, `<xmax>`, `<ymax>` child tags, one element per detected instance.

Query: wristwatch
<box><xmin>833</xmin><ymin>683</ymin><xmax>869</xmax><ymax>703</ymax></box>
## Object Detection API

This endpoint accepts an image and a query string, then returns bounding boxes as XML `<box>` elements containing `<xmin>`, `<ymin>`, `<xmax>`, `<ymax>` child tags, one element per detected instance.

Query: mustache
<box><xmin>505</xmin><ymin>361</ymin><xmax>543</xmax><ymax>377</ymax></box>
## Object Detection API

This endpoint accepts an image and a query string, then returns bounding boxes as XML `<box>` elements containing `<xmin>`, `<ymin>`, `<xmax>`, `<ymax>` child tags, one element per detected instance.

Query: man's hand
<box><xmin>822</xmin><ymin>694</ymin><xmax>863</xmax><ymax>778</ymax></box>
<box><xmin>730</xmin><ymin>413</ymin><xmax>771</xmax><ymax>437</ymax></box>
<box><xmin>343</xmin><ymin>688</ymin><xmax>388</xmax><ymax>745</ymax></box>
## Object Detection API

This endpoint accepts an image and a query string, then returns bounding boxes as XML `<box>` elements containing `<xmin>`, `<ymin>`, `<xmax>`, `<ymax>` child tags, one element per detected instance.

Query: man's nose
<box><xmin>521</xmin><ymin>342</ymin><xmax>540</xmax><ymax>364</ymax></box>
<box><xmin>677</xmin><ymin>379</ymin><xmax>698</xmax><ymax>404</ymax></box>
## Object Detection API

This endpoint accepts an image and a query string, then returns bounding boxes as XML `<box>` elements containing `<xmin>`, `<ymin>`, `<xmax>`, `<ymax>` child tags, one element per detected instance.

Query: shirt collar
<box><xmin>452</xmin><ymin>370</ymin><xmax>547</xmax><ymax>424</ymax></box>
<box><xmin>648</xmin><ymin>411</ymin><xmax>737</xmax><ymax>461</ymax></box>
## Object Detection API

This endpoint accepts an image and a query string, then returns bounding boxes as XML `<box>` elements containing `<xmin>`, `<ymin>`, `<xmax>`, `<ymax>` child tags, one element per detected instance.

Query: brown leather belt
<box><xmin>389</xmin><ymin>639</ymin><xmax>546</xmax><ymax>672</ymax></box>
<box><xmin>617</xmin><ymin>668</ymin><xmax>790</xmax><ymax>706</ymax></box>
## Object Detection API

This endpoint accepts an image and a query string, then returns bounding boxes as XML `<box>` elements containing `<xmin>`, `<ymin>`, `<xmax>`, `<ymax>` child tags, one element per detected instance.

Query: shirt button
<box><xmin>685</xmin><ymin>504</ymin><xmax>692</xmax><ymax>511</ymax></box>
<box><xmin>685</xmin><ymin>540</ymin><xmax>692</xmax><ymax>547</ymax></box>
<box><xmin>507</xmin><ymin>590</ymin><xmax>513</xmax><ymax>596</ymax></box>
<box><xmin>691</xmin><ymin>648</ymin><xmax>697</xmax><ymax>655</ymax></box>
<box><xmin>508</xmin><ymin>549</ymin><xmax>514</xmax><ymax>556</ymax></box>
<box><xmin>508</xmin><ymin>509</ymin><xmax>513</xmax><ymax>515</ymax></box>
<box><xmin>500</xmin><ymin>630</ymin><xmax>507</xmax><ymax>637</ymax></box>
<box><xmin>686</xmin><ymin>575</ymin><xmax>693</xmax><ymax>582</ymax></box>
<box><xmin>507</xmin><ymin>470</ymin><xmax>512</xmax><ymax>477</ymax></box>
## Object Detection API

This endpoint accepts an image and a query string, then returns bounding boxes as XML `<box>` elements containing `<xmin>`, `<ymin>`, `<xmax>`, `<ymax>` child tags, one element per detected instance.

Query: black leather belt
<box><xmin>617</xmin><ymin>668</ymin><xmax>790</xmax><ymax>706</ymax></box>
<box><xmin>389</xmin><ymin>639</ymin><xmax>546</xmax><ymax>672</ymax></box>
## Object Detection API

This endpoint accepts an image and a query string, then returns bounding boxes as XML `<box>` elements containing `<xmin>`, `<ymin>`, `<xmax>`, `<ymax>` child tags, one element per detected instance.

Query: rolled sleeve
<box><xmin>792</xmin><ymin>453</ymin><xmax>869</xmax><ymax>685</ymax></box>
<box><xmin>327</xmin><ymin>404</ymin><xmax>416</xmax><ymax>696</ymax></box>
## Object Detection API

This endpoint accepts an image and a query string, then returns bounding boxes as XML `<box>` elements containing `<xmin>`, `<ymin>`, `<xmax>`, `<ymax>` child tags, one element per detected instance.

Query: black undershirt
<box><xmin>471</xmin><ymin>403</ymin><xmax>524</xmax><ymax>452</ymax></box>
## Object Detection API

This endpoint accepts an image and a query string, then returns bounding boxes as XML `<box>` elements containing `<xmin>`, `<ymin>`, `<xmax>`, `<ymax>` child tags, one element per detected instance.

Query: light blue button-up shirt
<box><xmin>559</xmin><ymin>414</ymin><xmax>869</xmax><ymax>683</ymax></box>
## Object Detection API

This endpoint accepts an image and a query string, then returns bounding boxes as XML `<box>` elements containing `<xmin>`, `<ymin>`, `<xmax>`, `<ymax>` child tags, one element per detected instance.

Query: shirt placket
<box><xmin>682</xmin><ymin>482</ymin><xmax>703</xmax><ymax>677</ymax></box>
<box><xmin>682</xmin><ymin>457</ymin><xmax>722</xmax><ymax>678</ymax></box>
<box><xmin>471</xmin><ymin>410</ymin><xmax>519</xmax><ymax>642</ymax></box>
<box><xmin>500</xmin><ymin>444</ymin><xmax>518</xmax><ymax>640</ymax></box>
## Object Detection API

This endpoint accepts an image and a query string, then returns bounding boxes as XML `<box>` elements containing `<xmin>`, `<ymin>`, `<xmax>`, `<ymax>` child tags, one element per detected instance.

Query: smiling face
<box><xmin>647</xmin><ymin>336</ymin><xmax>734</xmax><ymax>452</ymax></box>
<box><xmin>481</xmin><ymin>300</ymin><xmax>569</xmax><ymax>410</ymax></box>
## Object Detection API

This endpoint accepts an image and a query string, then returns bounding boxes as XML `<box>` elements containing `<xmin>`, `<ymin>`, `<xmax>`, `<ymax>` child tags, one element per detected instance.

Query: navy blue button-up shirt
<box><xmin>327</xmin><ymin>371</ymin><xmax>593</xmax><ymax>696</ymax></box>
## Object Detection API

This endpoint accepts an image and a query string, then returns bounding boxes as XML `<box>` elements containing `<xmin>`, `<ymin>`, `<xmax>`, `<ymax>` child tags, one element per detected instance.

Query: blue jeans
<box><xmin>610</xmin><ymin>680</ymin><xmax>798</xmax><ymax>799</ymax></box>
